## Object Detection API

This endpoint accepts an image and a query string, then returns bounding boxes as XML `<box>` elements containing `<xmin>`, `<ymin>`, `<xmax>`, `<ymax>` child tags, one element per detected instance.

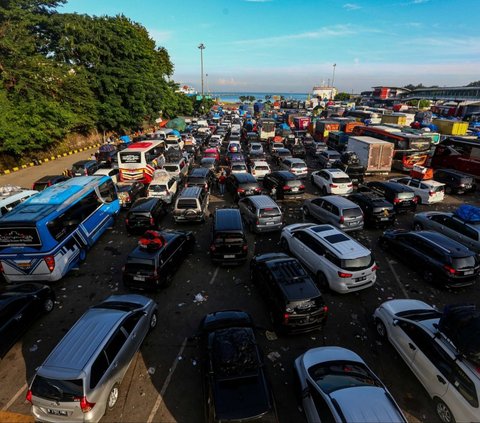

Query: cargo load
<box><xmin>346</xmin><ymin>136</ymin><xmax>394</xmax><ymax>173</ymax></box>
<box><xmin>433</xmin><ymin>119</ymin><xmax>469</xmax><ymax>136</ymax></box>
<box><xmin>454</xmin><ymin>205</ymin><xmax>480</xmax><ymax>223</ymax></box>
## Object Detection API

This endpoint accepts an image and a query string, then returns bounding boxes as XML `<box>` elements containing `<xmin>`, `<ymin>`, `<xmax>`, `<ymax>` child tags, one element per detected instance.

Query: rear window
<box><xmin>33</xmin><ymin>183</ymin><xmax>49</xmax><ymax>191</ymax></box>
<box><xmin>288</xmin><ymin>297</ymin><xmax>324</xmax><ymax>313</ymax></box>
<box><xmin>71</xmin><ymin>165</ymin><xmax>85</xmax><ymax>174</ymax></box>
<box><xmin>259</xmin><ymin>207</ymin><xmax>281</xmax><ymax>217</ymax></box>
<box><xmin>452</xmin><ymin>256</ymin><xmax>476</xmax><ymax>269</ymax></box>
<box><xmin>31</xmin><ymin>376</ymin><xmax>83</xmax><ymax>402</ymax></box>
<box><xmin>431</xmin><ymin>185</ymin><xmax>444</xmax><ymax>193</ymax></box>
<box><xmin>187</xmin><ymin>177</ymin><xmax>205</xmax><ymax>184</ymax></box>
<box><xmin>255</xmin><ymin>165</ymin><xmax>269</xmax><ymax>171</ymax></box>
<box><xmin>343</xmin><ymin>208</ymin><xmax>362</xmax><ymax>218</ymax></box>
<box><xmin>150</xmin><ymin>184</ymin><xmax>167</xmax><ymax>192</ymax></box>
<box><xmin>0</xmin><ymin>227</ymin><xmax>42</xmax><ymax>247</ymax></box>
<box><xmin>286</xmin><ymin>179</ymin><xmax>302</xmax><ymax>187</ymax></box>
<box><xmin>125</xmin><ymin>258</ymin><xmax>155</xmax><ymax>273</ymax></box>
<box><xmin>291</xmin><ymin>162</ymin><xmax>306</xmax><ymax>168</ymax></box>
<box><xmin>163</xmin><ymin>165</ymin><xmax>179</xmax><ymax>172</ymax></box>
<box><xmin>215</xmin><ymin>233</ymin><xmax>245</xmax><ymax>244</ymax></box>
<box><xmin>176</xmin><ymin>199</ymin><xmax>198</xmax><ymax>209</ymax></box>
<box><xmin>120</xmin><ymin>152</ymin><xmax>141</xmax><ymax>164</ymax></box>
<box><xmin>332</xmin><ymin>177</ymin><xmax>350</xmax><ymax>184</ymax></box>
<box><xmin>397</xmin><ymin>192</ymin><xmax>415</xmax><ymax>199</ymax></box>
<box><xmin>341</xmin><ymin>255</ymin><xmax>374</xmax><ymax>271</ymax></box>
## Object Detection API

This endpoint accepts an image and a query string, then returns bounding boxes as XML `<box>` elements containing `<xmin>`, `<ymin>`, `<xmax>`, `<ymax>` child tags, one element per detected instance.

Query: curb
<box><xmin>1</xmin><ymin>143</ymin><xmax>102</xmax><ymax>176</ymax></box>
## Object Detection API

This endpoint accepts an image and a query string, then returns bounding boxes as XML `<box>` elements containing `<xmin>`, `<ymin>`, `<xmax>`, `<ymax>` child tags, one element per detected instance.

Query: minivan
<box><xmin>238</xmin><ymin>195</ymin><xmax>283</xmax><ymax>233</ymax></box>
<box><xmin>173</xmin><ymin>186</ymin><xmax>209</xmax><ymax>223</ymax></box>
<box><xmin>147</xmin><ymin>169</ymin><xmax>178</xmax><ymax>204</ymax></box>
<box><xmin>71</xmin><ymin>160</ymin><xmax>100</xmax><ymax>177</ymax></box>
<box><xmin>125</xmin><ymin>197</ymin><xmax>167</xmax><ymax>234</ymax></box>
<box><xmin>0</xmin><ymin>188</ymin><xmax>38</xmax><ymax>217</ymax></box>
<box><xmin>210</xmin><ymin>208</ymin><xmax>248</xmax><ymax>265</ymax></box>
<box><xmin>28</xmin><ymin>294</ymin><xmax>158</xmax><ymax>423</ymax></box>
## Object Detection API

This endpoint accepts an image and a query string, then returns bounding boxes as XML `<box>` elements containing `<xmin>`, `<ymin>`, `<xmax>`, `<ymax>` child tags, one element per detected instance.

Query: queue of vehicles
<box><xmin>0</xmin><ymin>104</ymin><xmax>480</xmax><ymax>423</ymax></box>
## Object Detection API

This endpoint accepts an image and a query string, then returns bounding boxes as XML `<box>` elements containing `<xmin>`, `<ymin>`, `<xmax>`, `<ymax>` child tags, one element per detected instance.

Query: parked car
<box><xmin>125</xmin><ymin>197</ymin><xmax>167</xmax><ymax>234</ymax></box>
<box><xmin>433</xmin><ymin>169</ymin><xmax>477</xmax><ymax>195</ymax></box>
<box><xmin>0</xmin><ymin>283</ymin><xmax>55</xmax><ymax>358</ymax></box>
<box><xmin>272</xmin><ymin>148</ymin><xmax>293</xmax><ymax>165</ymax></box>
<box><xmin>248</xmin><ymin>142</ymin><xmax>264</xmax><ymax>155</ymax></box>
<box><xmin>227</xmin><ymin>141</ymin><xmax>241</xmax><ymax>153</ymax></box>
<box><xmin>302</xmin><ymin>195</ymin><xmax>364</xmax><ymax>232</ymax></box>
<box><xmin>185</xmin><ymin>167</ymin><xmax>215</xmax><ymax>192</ymax></box>
<box><xmin>270</xmin><ymin>143</ymin><xmax>285</xmax><ymax>155</ymax></box>
<box><xmin>123</xmin><ymin>230</ymin><xmax>194</xmax><ymax>289</ymax></box>
<box><xmin>288</xmin><ymin>143</ymin><xmax>306</xmax><ymax>159</ymax></box>
<box><xmin>250</xmin><ymin>253</ymin><xmax>327</xmax><ymax>333</ymax></box>
<box><xmin>317</xmin><ymin>150</ymin><xmax>341</xmax><ymax>168</ymax></box>
<box><xmin>203</xmin><ymin>148</ymin><xmax>220</xmax><ymax>162</ymax></box>
<box><xmin>226</xmin><ymin>173</ymin><xmax>262</xmax><ymax>202</ymax></box>
<box><xmin>210</xmin><ymin>208</ymin><xmax>248</xmax><ymax>265</ymax></box>
<box><xmin>250</xmin><ymin>160</ymin><xmax>271</xmax><ymax>180</ymax></box>
<box><xmin>389</xmin><ymin>177</ymin><xmax>445</xmax><ymax>205</ymax></box>
<box><xmin>116</xmin><ymin>181</ymin><xmax>146</xmax><ymax>208</ymax></box>
<box><xmin>28</xmin><ymin>294</ymin><xmax>157</xmax><ymax>422</ymax></box>
<box><xmin>173</xmin><ymin>186</ymin><xmax>210</xmax><ymax>223</ymax></box>
<box><xmin>379</xmin><ymin>229</ymin><xmax>479</xmax><ymax>288</ymax></box>
<box><xmin>280</xmin><ymin>223</ymin><xmax>377</xmax><ymax>293</ymax></box>
<box><xmin>225</xmin><ymin>152</ymin><xmax>245</xmax><ymax>165</ymax></box>
<box><xmin>413</xmin><ymin>211</ymin><xmax>480</xmax><ymax>253</ymax></box>
<box><xmin>263</xmin><ymin>171</ymin><xmax>305</xmax><ymax>200</ymax></box>
<box><xmin>93</xmin><ymin>167</ymin><xmax>120</xmax><ymax>184</ymax></box>
<box><xmin>162</xmin><ymin>157</ymin><xmax>189</xmax><ymax>181</ymax></box>
<box><xmin>348</xmin><ymin>191</ymin><xmax>396</xmax><ymax>228</ymax></box>
<box><xmin>310</xmin><ymin>169</ymin><xmax>353</xmax><ymax>196</ymax></box>
<box><xmin>71</xmin><ymin>160</ymin><xmax>99</xmax><ymax>177</ymax></box>
<box><xmin>364</xmin><ymin>181</ymin><xmax>418</xmax><ymax>213</ymax></box>
<box><xmin>32</xmin><ymin>175</ymin><xmax>70</xmax><ymax>191</ymax></box>
<box><xmin>238</xmin><ymin>195</ymin><xmax>283</xmax><ymax>233</ymax></box>
<box><xmin>374</xmin><ymin>299</ymin><xmax>480</xmax><ymax>423</ymax></box>
<box><xmin>230</xmin><ymin>161</ymin><xmax>249</xmax><ymax>174</ymax></box>
<box><xmin>279</xmin><ymin>158</ymin><xmax>308</xmax><ymax>178</ymax></box>
<box><xmin>197</xmin><ymin>310</ymin><xmax>279</xmax><ymax>423</ymax></box>
<box><xmin>147</xmin><ymin>169</ymin><xmax>178</xmax><ymax>204</ymax></box>
<box><xmin>200</xmin><ymin>157</ymin><xmax>218</xmax><ymax>171</ymax></box>
<box><xmin>294</xmin><ymin>347</ymin><xmax>407</xmax><ymax>423</ymax></box>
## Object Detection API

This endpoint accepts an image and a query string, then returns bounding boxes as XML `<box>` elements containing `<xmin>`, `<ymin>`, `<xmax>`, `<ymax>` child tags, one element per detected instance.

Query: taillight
<box><xmin>330</xmin><ymin>184</ymin><xmax>338</xmax><ymax>188</ymax></box>
<box><xmin>322</xmin><ymin>305</ymin><xmax>328</xmax><ymax>313</ymax></box>
<box><xmin>283</xmin><ymin>313</ymin><xmax>290</xmax><ymax>323</ymax></box>
<box><xmin>347</xmin><ymin>183</ymin><xmax>353</xmax><ymax>187</ymax></box>
<box><xmin>412</xmin><ymin>197</ymin><xmax>418</xmax><ymax>203</ymax></box>
<box><xmin>125</xmin><ymin>218</ymin><xmax>129</xmax><ymax>225</ymax></box>
<box><xmin>393</xmin><ymin>198</ymin><xmax>401</xmax><ymax>204</ymax></box>
<box><xmin>26</xmin><ymin>389</ymin><xmax>32</xmax><ymax>403</ymax></box>
<box><xmin>338</xmin><ymin>271</ymin><xmax>353</xmax><ymax>278</ymax></box>
<box><xmin>282</xmin><ymin>185</ymin><xmax>291</xmax><ymax>190</ymax></box>
<box><xmin>127</xmin><ymin>195</ymin><xmax>131</xmax><ymax>202</ymax></box>
<box><xmin>84</xmin><ymin>169</ymin><xmax>88</xmax><ymax>175</ymax></box>
<box><xmin>429</xmin><ymin>191</ymin><xmax>434</xmax><ymax>196</ymax></box>
<box><xmin>252</xmin><ymin>170</ymin><xmax>256</xmax><ymax>174</ymax></box>
<box><xmin>150</xmin><ymin>217</ymin><xmax>155</xmax><ymax>226</ymax></box>
<box><xmin>339</xmin><ymin>216</ymin><xmax>344</xmax><ymax>224</ymax></box>
<box><xmin>371</xmin><ymin>265</ymin><xmax>379</xmax><ymax>272</ymax></box>
<box><xmin>44</xmin><ymin>255</ymin><xmax>55</xmax><ymax>272</ymax></box>
<box><xmin>77</xmin><ymin>396</ymin><xmax>95</xmax><ymax>413</ymax></box>
<box><xmin>299</xmin><ymin>184</ymin><xmax>305</xmax><ymax>190</ymax></box>
<box><xmin>242</xmin><ymin>244</ymin><xmax>248</xmax><ymax>251</ymax></box>
<box><xmin>237</xmin><ymin>188</ymin><xmax>245</xmax><ymax>193</ymax></box>
<box><xmin>443</xmin><ymin>265</ymin><xmax>458</xmax><ymax>275</ymax></box>
<box><xmin>210</xmin><ymin>244</ymin><xmax>216</xmax><ymax>252</ymax></box>
<box><xmin>0</xmin><ymin>261</ymin><xmax>4</xmax><ymax>274</ymax></box>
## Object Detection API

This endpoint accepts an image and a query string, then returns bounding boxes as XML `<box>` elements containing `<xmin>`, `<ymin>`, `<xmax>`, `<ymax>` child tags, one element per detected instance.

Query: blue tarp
<box><xmin>454</xmin><ymin>205</ymin><xmax>480</xmax><ymax>223</ymax></box>
<box><xmin>119</xmin><ymin>135</ymin><xmax>131</xmax><ymax>143</ymax></box>
<box><xmin>280</xmin><ymin>123</ymin><xmax>290</xmax><ymax>130</ymax></box>
<box><xmin>171</xmin><ymin>129</ymin><xmax>181</xmax><ymax>136</ymax></box>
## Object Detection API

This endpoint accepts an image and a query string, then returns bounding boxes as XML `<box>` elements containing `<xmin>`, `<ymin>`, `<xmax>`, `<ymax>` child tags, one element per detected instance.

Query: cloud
<box><xmin>343</xmin><ymin>3</ymin><xmax>361</xmax><ymax>11</ymax></box>
<box><xmin>217</xmin><ymin>77</ymin><xmax>248</xmax><ymax>87</ymax></box>
<box><xmin>148</xmin><ymin>29</ymin><xmax>173</xmax><ymax>45</ymax></box>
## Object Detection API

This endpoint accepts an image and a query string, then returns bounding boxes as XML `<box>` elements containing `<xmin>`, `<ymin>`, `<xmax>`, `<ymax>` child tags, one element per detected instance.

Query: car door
<box><xmin>308</xmin><ymin>198</ymin><xmax>324</xmax><ymax>221</ymax></box>
<box><xmin>444</xmin><ymin>217</ymin><xmax>479</xmax><ymax>251</ymax></box>
<box><xmin>0</xmin><ymin>298</ymin><xmax>31</xmax><ymax>357</ymax></box>
<box><xmin>121</xmin><ymin>310</ymin><xmax>148</xmax><ymax>354</ymax></box>
<box><xmin>164</xmin><ymin>235</ymin><xmax>183</xmax><ymax>272</ymax></box>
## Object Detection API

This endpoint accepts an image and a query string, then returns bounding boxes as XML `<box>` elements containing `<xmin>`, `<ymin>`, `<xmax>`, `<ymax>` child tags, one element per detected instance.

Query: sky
<box><xmin>60</xmin><ymin>0</ymin><xmax>480</xmax><ymax>93</ymax></box>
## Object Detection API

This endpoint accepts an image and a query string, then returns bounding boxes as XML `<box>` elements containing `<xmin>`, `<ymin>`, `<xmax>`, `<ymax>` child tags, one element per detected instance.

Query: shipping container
<box><xmin>346</xmin><ymin>136</ymin><xmax>394</xmax><ymax>173</ymax></box>
<box><xmin>314</xmin><ymin>120</ymin><xmax>340</xmax><ymax>141</ymax></box>
<box><xmin>381</xmin><ymin>114</ymin><xmax>407</xmax><ymax>125</ymax></box>
<box><xmin>294</xmin><ymin>116</ymin><xmax>311</xmax><ymax>130</ymax></box>
<box><xmin>432</xmin><ymin>119</ymin><xmax>469</xmax><ymax>136</ymax></box>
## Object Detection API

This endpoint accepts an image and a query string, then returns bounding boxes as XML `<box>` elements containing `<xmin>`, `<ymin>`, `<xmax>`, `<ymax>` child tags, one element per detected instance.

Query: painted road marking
<box><xmin>1</xmin><ymin>383</ymin><xmax>28</xmax><ymax>411</ymax></box>
<box><xmin>386</xmin><ymin>258</ymin><xmax>410</xmax><ymax>298</ymax></box>
<box><xmin>209</xmin><ymin>267</ymin><xmax>219</xmax><ymax>285</ymax></box>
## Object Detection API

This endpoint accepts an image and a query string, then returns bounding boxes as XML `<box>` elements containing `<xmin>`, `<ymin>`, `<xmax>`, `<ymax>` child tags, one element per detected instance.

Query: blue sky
<box><xmin>60</xmin><ymin>0</ymin><xmax>480</xmax><ymax>93</ymax></box>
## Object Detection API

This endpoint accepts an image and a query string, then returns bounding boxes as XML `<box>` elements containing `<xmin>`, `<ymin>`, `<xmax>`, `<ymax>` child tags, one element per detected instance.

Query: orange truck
<box><xmin>313</xmin><ymin>120</ymin><xmax>341</xmax><ymax>141</ymax></box>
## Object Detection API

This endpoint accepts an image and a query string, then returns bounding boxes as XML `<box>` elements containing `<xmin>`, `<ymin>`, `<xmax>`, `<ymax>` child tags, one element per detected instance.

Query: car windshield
<box><xmin>341</xmin><ymin>255</ymin><xmax>373</xmax><ymax>270</ymax></box>
<box><xmin>31</xmin><ymin>376</ymin><xmax>83</xmax><ymax>402</ymax></box>
<box><xmin>150</xmin><ymin>184</ymin><xmax>167</xmax><ymax>192</ymax></box>
<box><xmin>176</xmin><ymin>199</ymin><xmax>198</xmax><ymax>209</ymax></box>
<box><xmin>397</xmin><ymin>192</ymin><xmax>415</xmax><ymax>199</ymax></box>
<box><xmin>33</xmin><ymin>182</ymin><xmax>49</xmax><ymax>191</ymax></box>
<box><xmin>308</xmin><ymin>361</ymin><xmax>379</xmax><ymax>394</ymax></box>
<box><xmin>215</xmin><ymin>233</ymin><xmax>245</xmax><ymax>244</ymax></box>
<box><xmin>255</xmin><ymin>165</ymin><xmax>269</xmax><ymax>171</ymax></box>
<box><xmin>259</xmin><ymin>208</ymin><xmax>281</xmax><ymax>217</ymax></box>
<box><xmin>343</xmin><ymin>208</ymin><xmax>362</xmax><ymax>218</ymax></box>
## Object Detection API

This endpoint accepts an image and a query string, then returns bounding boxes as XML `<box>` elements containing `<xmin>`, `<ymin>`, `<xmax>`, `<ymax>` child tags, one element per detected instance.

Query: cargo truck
<box><xmin>346</xmin><ymin>136</ymin><xmax>394</xmax><ymax>173</ymax></box>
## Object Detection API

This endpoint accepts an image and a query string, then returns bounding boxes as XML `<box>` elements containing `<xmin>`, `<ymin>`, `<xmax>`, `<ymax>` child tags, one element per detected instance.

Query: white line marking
<box><xmin>209</xmin><ymin>267</ymin><xmax>219</xmax><ymax>285</ymax></box>
<box><xmin>1</xmin><ymin>382</ymin><xmax>28</xmax><ymax>411</ymax></box>
<box><xmin>147</xmin><ymin>338</ymin><xmax>187</xmax><ymax>423</ymax></box>
<box><xmin>386</xmin><ymin>258</ymin><xmax>410</xmax><ymax>298</ymax></box>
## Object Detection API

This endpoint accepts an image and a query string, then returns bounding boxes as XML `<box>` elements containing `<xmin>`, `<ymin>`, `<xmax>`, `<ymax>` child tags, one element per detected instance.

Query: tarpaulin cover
<box><xmin>99</xmin><ymin>144</ymin><xmax>116</xmax><ymax>152</ymax></box>
<box><xmin>166</xmin><ymin>117</ymin><xmax>186</xmax><ymax>131</ymax></box>
<box><xmin>119</xmin><ymin>135</ymin><xmax>131</xmax><ymax>143</ymax></box>
<box><xmin>454</xmin><ymin>205</ymin><xmax>480</xmax><ymax>223</ymax></box>
<box><xmin>439</xmin><ymin>304</ymin><xmax>480</xmax><ymax>364</ymax></box>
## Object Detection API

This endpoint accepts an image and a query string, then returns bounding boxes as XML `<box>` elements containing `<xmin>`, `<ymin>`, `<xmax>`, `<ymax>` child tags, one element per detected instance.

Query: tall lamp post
<box><xmin>198</xmin><ymin>43</ymin><xmax>205</xmax><ymax>97</ymax></box>
<box><xmin>331</xmin><ymin>63</ymin><xmax>337</xmax><ymax>99</ymax></box>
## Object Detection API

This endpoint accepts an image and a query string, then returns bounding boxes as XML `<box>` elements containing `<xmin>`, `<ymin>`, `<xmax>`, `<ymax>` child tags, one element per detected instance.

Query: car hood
<box><xmin>330</xmin><ymin>386</ymin><xmax>405</xmax><ymax>423</ymax></box>
<box><xmin>213</xmin><ymin>373</ymin><xmax>272</xmax><ymax>420</ymax></box>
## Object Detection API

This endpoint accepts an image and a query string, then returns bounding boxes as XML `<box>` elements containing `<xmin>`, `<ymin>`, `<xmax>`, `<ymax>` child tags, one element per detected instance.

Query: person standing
<box><xmin>218</xmin><ymin>171</ymin><xmax>226</xmax><ymax>196</ymax></box>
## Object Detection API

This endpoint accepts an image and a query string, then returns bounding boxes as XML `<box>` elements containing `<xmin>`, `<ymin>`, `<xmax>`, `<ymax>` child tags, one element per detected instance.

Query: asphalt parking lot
<box><xmin>0</xmin><ymin>148</ymin><xmax>479</xmax><ymax>422</ymax></box>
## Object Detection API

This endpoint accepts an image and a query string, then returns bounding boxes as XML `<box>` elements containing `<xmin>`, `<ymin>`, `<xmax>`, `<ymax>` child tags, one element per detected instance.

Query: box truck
<box><xmin>346</xmin><ymin>136</ymin><xmax>394</xmax><ymax>173</ymax></box>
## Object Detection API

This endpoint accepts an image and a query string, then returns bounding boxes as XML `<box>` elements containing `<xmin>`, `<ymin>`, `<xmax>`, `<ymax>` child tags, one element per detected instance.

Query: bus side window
<box><xmin>99</xmin><ymin>180</ymin><xmax>116</xmax><ymax>203</ymax></box>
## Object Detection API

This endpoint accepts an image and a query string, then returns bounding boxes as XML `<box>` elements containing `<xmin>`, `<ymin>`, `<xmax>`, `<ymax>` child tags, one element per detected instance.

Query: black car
<box><xmin>364</xmin><ymin>181</ymin><xmax>417</xmax><ymax>213</ymax></box>
<box><xmin>123</xmin><ymin>230</ymin><xmax>195</xmax><ymax>289</ymax></box>
<box><xmin>433</xmin><ymin>169</ymin><xmax>477</xmax><ymax>194</ymax></box>
<box><xmin>226</xmin><ymin>173</ymin><xmax>262</xmax><ymax>202</ymax></box>
<box><xmin>32</xmin><ymin>175</ymin><xmax>70</xmax><ymax>191</ymax></box>
<box><xmin>197</xmin><ymin>310</ymin><xmax>279</xmax><ymax>423</ymax></box>
<box><xmin>117</xmin><ymin>181</ymin><xmax>146</xmax><ymax>208</ymax></box>
<box><xmin>125</xmin><ymin>197</ymin><xmax>167</xmax><ymax>234</ymax></box>
<box><xmin>379</xmin><ymin>230</ymin><xmax>480</xmax><ymax>288</ymax></box>
<box><xmin>250</xmin><ymin>253</ymin><xmax>328</xmax><ymax>334</ymax></box>
<box><xmin>0</xmin><ymin>283</ymin><xmax>55</xmax><ymax>358</ymax></box>
<box><xmin>210</xmin><ymin>208</ymin><xmax>248</xmax><ymax>265</ymax></box>
<box><xmin>288</xmin><ymin>143</ymin><xmax>306</xmax><ymax>159</ymax></box>
<box><xmin>70</xmin><ymin>160</ymin><xmax>99</xmax><ymax>177</ymax></box>
<box><xmin>332</xmin><ymin>152</ymin><xmax>365</xmax><ymax>185</ymax></box>
<box><xmin>185</xmin><ymin>168</ymin><xmax>216</xmax><ymax>192</ymax></box>
<box><xmin>263</xmin><ymin>171</ymin><xmax>305</xmax><ymax>200</ymax></box>
<box><xmin>347</xmin><ymin>192</ymin><xmax>396</xmax><ymax>228</ymax></box>
<box><xmin>247</xmin><ymin>150</ymin><xmax>267</xmax><ymax>164</ymax></box>
<box><xmin>272</xmin><ymin>148</ymin><xmax>293</xmax><ymax>165</ymax></box>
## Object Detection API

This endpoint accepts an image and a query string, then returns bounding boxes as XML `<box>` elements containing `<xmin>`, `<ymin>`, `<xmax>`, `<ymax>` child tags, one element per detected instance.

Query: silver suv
<box><xmin>28</xmin><ymin>294</ymin><xmax>157</xmax><ymax>423</ymax></box>
<box><xmin>280</xmin><ymin>223</ymin><xmax>377</xmax><ymax>293</ymax></box>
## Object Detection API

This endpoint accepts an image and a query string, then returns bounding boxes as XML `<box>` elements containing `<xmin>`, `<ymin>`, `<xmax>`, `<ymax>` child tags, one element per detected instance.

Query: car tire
<box><xmin>280</xmin><ymin>238</ymin><xmax>290</xmax><ymax>253</ymax></box>
<box><xmin>107</xmin><ymin>384</ymin><xmax>119</xmax><ymax>411</ymax></box>
<box><xmin>375</xmin><ymin>318</ymin><xmax>387</xmax><ymax>338</ymax></box>
<box><xmin>43</xmin><ymin>297</ymin><xmax>55</xmax><ymax>313</ymax></box>
<box><xmin>435</xmin><ymin>398</ymin><xmax>456</xmax><ymax>423</ymax></box>
<box><xmin>416</xmin><ymin>196</ymin><xmax>422</xmax><ymax>205</ymax></box>
<box><xmin>316</xmin><ymin>272</ymin><xmax>329</xmax><ymax>291</ymax></box>
<box><xmin>149</xmin><ymin>311</ymin><xmax>158</xmax><ymax>332</ymax></box>
<box><xmin>413</xmin><ymin>222</ymin><xmax>423</xmax><ymax>231</ymax></box>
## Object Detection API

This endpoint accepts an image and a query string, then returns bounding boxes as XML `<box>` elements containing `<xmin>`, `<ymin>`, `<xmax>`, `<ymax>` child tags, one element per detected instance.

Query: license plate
<box><xmin>266</xmin><ymin>221</ymin><xmax>275</xmax><ymax>225</ymax></box>
<box><xmin>224</xmin><ymin>254</ymin><xmax>235</xmax><ymax>258</ymax></box>
<box><xmin>355</xmin><ymin>276</ymin><xmax>367</xmax><ymax>282</ymax></box>
<box><xmin>291</xmin><ymin>187</ymin><xmax>298</xmax><ymax>192</ymax></box>
<box><xmin>380</xmin><ymin>217</ymin><xmax>389</xmax><ymax>221</ymax></box>
<box><xmin>133</xmin><ymin>276</ymin><xmax>145</xmax><ymax>281</ymax></box>
<box><xmin>464</xmin><ymin>270</ymin><xmax>474</xmax><ymax>275</ymax></box>
<box><xmin>47</xmin><ymin>409</ymin><xmax>68</xmax><ymax>416</ymax></box>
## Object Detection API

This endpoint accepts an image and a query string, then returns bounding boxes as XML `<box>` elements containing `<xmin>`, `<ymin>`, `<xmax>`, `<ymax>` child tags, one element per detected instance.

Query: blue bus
<box><xmin>0</xmin><ymin>176</ymin><xmax>120</xmax><ymax>282</ymax></box>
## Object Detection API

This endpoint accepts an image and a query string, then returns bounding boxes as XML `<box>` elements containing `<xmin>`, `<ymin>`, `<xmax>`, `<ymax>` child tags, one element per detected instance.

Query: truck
<box><xmin>293</xmin><ymin>116</ymin><xmax>311</xmax><ymax>130</ymax></box>
<box><xmin>313</xmin><ymin>120</ymin><xmax>340</xmax><ymax>142</ymax></box>
<box><xmin>346</xmin><ymin>136</ymin><xmax>394</xmax><ymax>173</ymax></box>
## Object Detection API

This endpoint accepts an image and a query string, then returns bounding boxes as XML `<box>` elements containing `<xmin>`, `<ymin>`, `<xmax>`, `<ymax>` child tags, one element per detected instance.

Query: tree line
<box><xmin>0</xmin><ymin>0</ymin><xmax>195</xmax><ymax>156</ymax></box>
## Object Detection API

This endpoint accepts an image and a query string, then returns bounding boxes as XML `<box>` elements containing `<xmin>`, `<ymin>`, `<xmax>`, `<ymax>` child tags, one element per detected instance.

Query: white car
<box><xmin>280</xmin><ymin>158</ymin><xmax>308</xmax><ymax>178</ymax></box>
<box><xmin>270</xmin><ymin>143</ymin><xmax>285</xmax><ymax>154</ymax></box>
<box><xmin>295</xmin><ymin>347</ymin><xmax>407</xmax><ymax>423</ymax></box>
<box><xmin>311</xmin><ymin>169</ymin><xmax>353</xmax><ymax>195</ymax></box>
<box><xmin>374</xmin><ymin>299</ymin><xmax>480</xmax><ymax>423</ymax></box>
<box><xmin>165</xmin><ymin>136</ymin><xmax>184</xmax><ymax>151</ymax></box>
<box><xmin>230</xmin><ymin>162</ymin><xmax>248</xmax><ymax>174</ymax></box>
<box><xmin>250</xmin><ymin>160</ymin><xmax>271</xmax><ymax>180</ymax></box>
<box><xmin>389</xmin><ymin>177</ymin><xmax>445</xmax><ymax>204</ymax></box>
<box><xmin>146</xmin><ymin>169</ymin><xmax>178</xmax><ymax>204</ymax></box>
<box><xmin>248</xmin><ymin>142</ymin><xmax>264</xmax><ymax>155</ymax></box>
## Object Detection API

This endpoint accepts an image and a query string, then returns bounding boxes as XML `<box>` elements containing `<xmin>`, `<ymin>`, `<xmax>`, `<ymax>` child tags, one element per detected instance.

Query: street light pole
<box><xmin>198</xmin><ymin>43</ymin><xmax>205</xmax><ymax>97</ymax></box>
<box><xmin>331</xmin><ymin>63</ymin><xmax>337</xmax><ymax>100</ymax></box>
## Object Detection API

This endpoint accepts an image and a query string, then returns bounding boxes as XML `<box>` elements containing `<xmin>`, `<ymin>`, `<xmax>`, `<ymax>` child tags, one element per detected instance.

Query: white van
<box><xmin>0</xmin><ymin>186</ymin><xmax>38</xmax><ymax>217</ymax></box>
<box><xmin>147</xmin><ymin>169</ymin><xmax>178</xmax><ymax>204</ymax></box>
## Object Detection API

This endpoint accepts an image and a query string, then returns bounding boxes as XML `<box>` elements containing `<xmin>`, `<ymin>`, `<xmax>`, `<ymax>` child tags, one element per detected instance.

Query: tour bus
<box><xmin>344</xmin><ymin>110</ymin><xmax>382</xmax><ymax>124</ymax></box>
<box><xmin>352</xmin><ymin>125</ymin><xmax>431</xmax><ymax>171</ymax></box>
<box><xmin>430</xmin><ymin>137</ymin><xmax>480</xmax><ymax>178</ymax></box>
<box><xmin>258</xmin><ymin>118</ymin><xmax>276</xmax><ymax>141</ymax></box>
<box><xmin>118</xmin><ymin>140</ymin><xmax>165</xmax><ymax>183</ymax></box>
<box><xmin>0</xmin><ymin>176</ymin><xmax>119</xmax><ymax>283</ymax></box>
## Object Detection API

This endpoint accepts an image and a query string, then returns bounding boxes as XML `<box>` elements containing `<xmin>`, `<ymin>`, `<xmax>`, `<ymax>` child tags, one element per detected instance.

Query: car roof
<box><xmin>34</xmin><ymin>175</ymin><xmax>65</xmax><ymax>183</ymax></box>
<box><xmin>319</xmin><ymin>195</ymin><xmax>360</xmax><ymax>208</ymax></box>
<box><xmin>233</xmin><ymin>173</ymin><xmax>256</xmax><ymax>183</ymax></box>
<box><xmin>325</xmin><ymin>168</ymin><xmax>349</xmax><ymax>177</ymax></box>
<box><xmin>215</xmin><ymin>208</ymin><xmax>242</xmax><ymax>231</ymax></box>
<box><xmin>129</xmin><ymin>197</ymin><xmax>161</xmax><ymax>212</ymax></box>
<box><xmin>273</xmin><ymin>171</ymin><xmax>296</xmax><ymax>179</ymax></box>
<box><xmin>128</xmin><ymin>231</ymin><xmax>179</xmax><ymax>258</ymax></box>
<box><xmin>371</xmin><ymin>181</ymin><xmax>414</xmax><ymax>192</ymax></box>
<box><xmin>189</xmin><ymin>167</ymin><xmax>209</xmax><ymax>177</ymax></box>
<box><xmin>412</xmin><ymin>231</ymin><xmax>474</xmax><ymax>256</ymax></box>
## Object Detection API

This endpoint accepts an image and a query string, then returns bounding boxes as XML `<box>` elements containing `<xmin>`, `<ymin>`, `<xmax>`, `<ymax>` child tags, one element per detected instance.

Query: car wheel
<box><xmin>280</xmin><ymin>238</ymin><xmax>290</xmax><ymax>253</ymax></box>
<box><xmin>413</xmin><ymin>222</ymin><xmax>423</xmax><ymax>231</ymax></box>
<box><xmin>322</xmin><ymin>187</ymin><xmax>328</xmax><ymax>196</ymax></box>
<box><xmin>435</xmin><ymin>398</ymin><xmax>456</xmax><ymax>423</ymax></box>
<box><xmin>43</xmin><ymin>297</ymin><xmax>55</xmax><ymax>313</ymax></box>
<box><xmin>316</xmin><ymin>272</ymin><xmax>329</xmax><ymax>291</ymax></box>
<box><xmin>375</xmin><ymin>318</ymin><xmax>387</xmax><ymax>338</ymax></box>
<box><xmin>423</xmin><ymin>269</ymin><xmax>434</xmax><ymax>283</ymax></box>
<box><xmin>302</xmin><ymin>206</ymin><xmax>310</xmax><ymax>217</ymax></box>
<box><xmin>149</xmin><ymin>311</ymin><xmax>158</xmax><ymax>331</ymax></box>
<box><xmin>107</xmin><ymin>384</ymin><xmax>119</xmax><ymax>411</ymax></box>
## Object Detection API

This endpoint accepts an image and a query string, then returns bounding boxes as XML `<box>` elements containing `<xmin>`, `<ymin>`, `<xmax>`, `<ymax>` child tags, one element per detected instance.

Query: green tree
<box><xmin>467</xmin><ymin>81</ymin><xmax>480</xmax><ymax>87</ymax></box>
<box><xmin>335</xmin><ymin>92</ymin><xmax>351</xmax><ymax>101</ymax></box>
<box><xmin>239</xmin><ymin>95</ymin><xmax>247</xmax><ymax>103</ymax></box>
